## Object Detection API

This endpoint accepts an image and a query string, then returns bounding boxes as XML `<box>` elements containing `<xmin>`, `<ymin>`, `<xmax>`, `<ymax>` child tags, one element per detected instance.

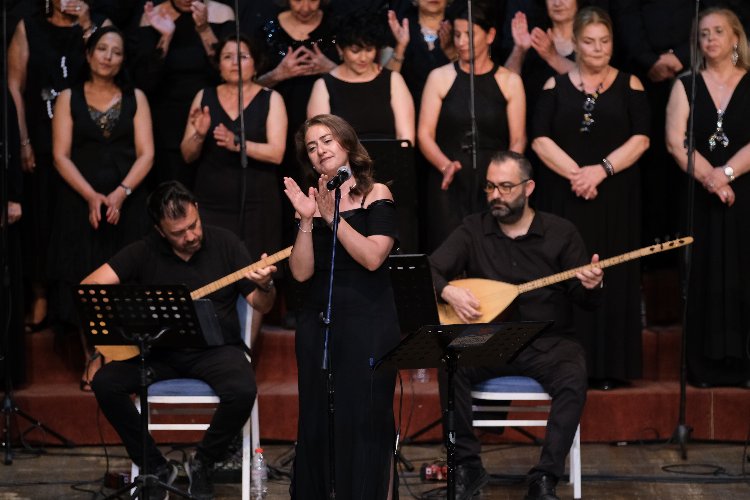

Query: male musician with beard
<box><xmin>83</xmin><ymin>181</ymin><xmax>276</xmax><ymax>500</ymax></box>
<box><xmin>429</xmin><ymin>150</ymin><xmax>604</xmax><ymax>500</ymax></box>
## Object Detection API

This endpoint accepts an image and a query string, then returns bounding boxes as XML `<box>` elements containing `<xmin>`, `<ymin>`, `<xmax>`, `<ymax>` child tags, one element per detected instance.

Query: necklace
<box><xmin>577</xmin><ymin>66</ymin><xmax>610</xmax><ymax>133</ymax></box>
<box><xmin>703</xmin><ymin>70</ymin><xmax>734</xmax><ymax>151</ymax></box>
<box><xmin>421</xmin><ymin>26</ymin><xmax>438</xmax><ymax>50</ymax></box>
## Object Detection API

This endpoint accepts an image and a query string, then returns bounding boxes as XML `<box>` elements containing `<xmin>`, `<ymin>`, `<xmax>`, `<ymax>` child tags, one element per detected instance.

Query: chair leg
<box><xmin>242</xmin><ymin>395</ymin><xmax>258</xmax><ymax>500</ymax></box>
<box><xmin>569</xmin><ymin>424</ymin><xmax>582</xmax><ymax>499</ymax></box>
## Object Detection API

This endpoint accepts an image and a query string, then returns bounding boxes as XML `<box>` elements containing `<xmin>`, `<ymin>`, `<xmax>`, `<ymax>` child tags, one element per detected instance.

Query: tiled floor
<box><xmin>0</xmin><ymin>440</ymin><xmax>748</xmax><ymax>499</ymax></box>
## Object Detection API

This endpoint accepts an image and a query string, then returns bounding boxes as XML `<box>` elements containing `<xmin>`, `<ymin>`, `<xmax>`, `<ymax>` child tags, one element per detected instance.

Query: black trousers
<box><xmin>91</xmin><ymin>345</ymin><xmax>257</xmax><ymax>470</ymax></box>
<box><xmin>438</xmin><ymin>336</ymin><xmax>587</xmax><ymax>480</ymax></box>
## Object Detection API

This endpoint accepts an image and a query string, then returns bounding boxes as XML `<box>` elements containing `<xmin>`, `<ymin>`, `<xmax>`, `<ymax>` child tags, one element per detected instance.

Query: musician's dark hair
<box><xmin>147</xmin><ymin>181</ymin><xmax>197</xmax><ymax>225</ymax></box>
<box><xmin>213</xmin><ymin>33</ymin><xmax>264</xmax><ymax>72</ymax></box>
<box><xmin>489</xmin><ymin>150</ymin><xmax>534</xmax><ymax>180</ymax></box>
<box><xmin>335</xmin><ymin>10</ymin><xmax>389</xmax><ymax>50</ymax></box>
<box><xmin>295</xmin><ymin>114</ymin><xmax>374</xmax><ymax>197</ymax></box>
<box><xmin>455</xmin><ymin>0</ymin><xmax>498</xmax><ymax>32</ymax></box>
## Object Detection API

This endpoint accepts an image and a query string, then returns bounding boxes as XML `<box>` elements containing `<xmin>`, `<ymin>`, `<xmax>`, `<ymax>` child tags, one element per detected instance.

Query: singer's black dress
<box><xmin>291</xmin><ymin>199</ymin><xmax>400</xmax><ymax>500</ymax></box>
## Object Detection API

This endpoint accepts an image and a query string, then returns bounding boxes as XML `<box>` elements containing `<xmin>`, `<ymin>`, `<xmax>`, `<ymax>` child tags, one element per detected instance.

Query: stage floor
<box><xmin>0</xmin><ymin>440</ymin><xmax>748</xmax><ymax>499</ymax></box>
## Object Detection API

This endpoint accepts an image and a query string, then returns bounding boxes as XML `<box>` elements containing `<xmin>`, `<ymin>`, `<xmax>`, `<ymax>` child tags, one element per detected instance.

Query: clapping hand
<box><xmin>306</xmin><ymin>44</ymin><xmax>337</xmax><ymax>75</ymax></box>
<box><xmin>276</xmin><ymin>46</ymin><xmax>315</xmax><ymax>80</ymax></box>
<box><xmin>189</xmin><ymin>105</ymin><xmax>211</xmax><ymax>137</ymax></box>
<box><xmin>191</xmin><ymin>0</ymin><xmax>209</xmax><ymax>32</ymax></box>
<box><xmin>213</xmin><ymin>123</ymin><xmax>240</xmax><ymax>152</ymax></box>
<box><xmin>387</xmin><ymin>10</ymin><xmax>409</xmax><ymax>50</ymax></box>
<box><xmin>530</xmin><ymin>28</ymin><xmax>557</xmax><ymax>61</ymax></box>
<box><xmin>283</xmin><ymin>177</ymin><xmax>318</xmax><ymax>220</ymax></box>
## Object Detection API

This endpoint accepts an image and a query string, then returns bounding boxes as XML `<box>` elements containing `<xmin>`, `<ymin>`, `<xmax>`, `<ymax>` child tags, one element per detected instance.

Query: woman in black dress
<box><xmin>665</xmin><ymin>7</ymin><xmax>750</xmax><ymax>386</ymax></box>
<box><xmin>7</xmin><ymin>0</ymin><xmax>109</xmax><ymax>331</ymax></box>
<box><xmin>418</xmin><ymin>4</ymin><xmax>526</xmax><ymax>250</ymax></box>
<box><xmin>181</xmin><ymin>34</ymin><xmax>287</xmax><ymax>342</ymax></box>
<box><xmin>282</xmin><ymin>115</ymin><xmax>399</xmax><ymax>499</ymax></box>
<box><xmin>131</xmin><ymin>0</ymin><xmax>235</xmax><ymax>186</ymax></box>
<box><xmin>531</xmin><ymin>7</ymin><xmax>650</xmax><ymax>388</ymax></box>
<box><xmin>307</xmin><ymin>12</ymin><xmax>415</xmax><ymax>143</ymax></box>
<box><xmin>50</xmin><ymin>26</ymin><xmax>153</xmax><ymax>389</ymax></box>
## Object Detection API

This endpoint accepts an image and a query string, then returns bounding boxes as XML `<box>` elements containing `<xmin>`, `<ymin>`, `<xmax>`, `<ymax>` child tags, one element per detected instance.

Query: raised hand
<box><xmin>314</xmin><ymin>174</ymin><xmax>336</xmax><ymax>223</ymax></box>
<box><xmin>306</xmin><ymin>44</ymin><xmax>337</xmax><ymax>76</ymax></box>
<box><xmin>511</xmin><ymin>11</ymin><xmax>531</xmax><ymax>51</ymax></box>
<box><xmin>530</xmin><ymin>27</ymin><xmax>556</xmax><ymax>61</ymax></box>
<box><xmin>283</xmin><ymin>176</ymin><xmax>317</xmax><ymax>220</ymax></box>
<box><xmin>387</xmin><ymin>10</ymin><xmax>410</xmax><ymax>49</ymax></box>
<box><xmin>438</xmin><ymin>20</ymin><xmax>455</xmax><ymax>58</ymax></box>
<box><xmin>191</xmin><ymin>0</ymin><xmax>209</xmax><ymax>32</ymax></box>
<box><xmin>144</xmin><ymin>1</ymin><xmax>176</xmax><ymax>37</ymax></box>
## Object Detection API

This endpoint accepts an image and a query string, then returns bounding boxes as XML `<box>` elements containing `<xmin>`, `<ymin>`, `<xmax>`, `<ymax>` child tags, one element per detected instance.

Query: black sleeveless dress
<box><xmin>48</xmin><ymin>85</ymin><xmax>149</xmax><ymax>326</ymax></box>
<box><xmin>681</xmin><ymin>72</ymin><xmax>750</xmax><ymax>386</ymax></box>
<box><xmin>428</xmin><ymin>62</ymin><xmax>509</xmax><ymax>250</ymax></box>
<box><xmin>322</xmin><ymin>70</ymin><xmax>395</xmax><ymax>139</ymax></box>
<box><xmin>291</xmin><ymin>200</ymin><xmax>400</xmax><ymax>500</ymax></box>
<box><xmin>193</xmin><ymin>86</ymin><xmax>282</xmax><ymax>260</ymax></box>
<box><xmin>21</xmin><ymin>13</ymin><xmax>103</xmax><ymax>283</ymax></box>
<box><xmin>532</xmin><ymin>71</ymin><xmax>650</xmax><ymax>381</ymax></box>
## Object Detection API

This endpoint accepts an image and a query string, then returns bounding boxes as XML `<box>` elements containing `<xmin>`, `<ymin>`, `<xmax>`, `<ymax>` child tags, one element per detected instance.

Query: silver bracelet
<box><xmin>297</xmin><ymin>220</ymin><xmax>313</xmax><ymax>233</ymax></box>
<box><xmin>600</xmin><ymin>157</ymin><xmax>615</xmax><ymax>177</ymax></box>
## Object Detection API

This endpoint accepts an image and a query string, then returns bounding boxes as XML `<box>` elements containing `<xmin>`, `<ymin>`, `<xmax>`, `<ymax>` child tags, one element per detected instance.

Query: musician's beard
<box><xmin>490</xmin><ymin>193</ymin><xmax>526</xmax><ymax>224</ymax></box>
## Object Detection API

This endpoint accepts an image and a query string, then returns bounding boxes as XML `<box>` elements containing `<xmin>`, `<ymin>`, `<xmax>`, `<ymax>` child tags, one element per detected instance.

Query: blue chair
<box><xmin>131</xmin><ymin>298</ymin><xmax>259</xmax><ymax>500</ymax></box>
<box><xmin>471</xmin><ymin>376</ymin><xmax>581</xmax><ymax>499</ymax></box>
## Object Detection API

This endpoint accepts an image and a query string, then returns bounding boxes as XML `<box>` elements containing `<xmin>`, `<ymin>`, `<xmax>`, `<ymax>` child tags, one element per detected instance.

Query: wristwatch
<box><xmin>119</xmin><ymin>183</ymin><xmax>132</xmax><ymax>196</ymax></box>
<box><xmin>259</xmin><ymin>279</ymin><xmax>275</xmax><ymax>293</ymax></box>
<box><xmin>723</xmin><ymin>165</ymin><xmax>735</xmax><ymax>183</ymax></box>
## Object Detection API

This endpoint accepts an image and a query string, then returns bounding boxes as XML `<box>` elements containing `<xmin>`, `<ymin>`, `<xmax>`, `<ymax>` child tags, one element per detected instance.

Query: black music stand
<box><xmin>376</xmin><ymin>321</ymin><xmax>550</xmax><ymax>500</ymax></box>
<box><xmin>74</xmin><ymin>284</ymin><xmax>206</xmax><ymax>500</ymax></box>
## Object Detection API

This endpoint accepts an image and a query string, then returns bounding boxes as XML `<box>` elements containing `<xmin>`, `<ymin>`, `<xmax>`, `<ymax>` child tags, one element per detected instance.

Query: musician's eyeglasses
<box><xmin>484</xmin><ymin>179</ymin><xmax>530</xmax><ymax>195</ymax></box>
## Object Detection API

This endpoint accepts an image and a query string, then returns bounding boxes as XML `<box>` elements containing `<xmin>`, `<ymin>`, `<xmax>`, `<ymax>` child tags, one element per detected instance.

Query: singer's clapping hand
<box><xmin>315</xmin><ymin>175</ymin><xmax>336</xmax><ymax>224</ymax></box>
<box><xmin>282</xmin><ymin>177</ymin><xmax>317</xmax><ymax>219</ymax></box>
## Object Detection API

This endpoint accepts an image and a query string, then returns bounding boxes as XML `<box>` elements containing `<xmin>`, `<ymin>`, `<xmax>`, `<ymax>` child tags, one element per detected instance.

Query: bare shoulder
<box><xmin>629</xmin><ymin>74</ymin><xmax>645</xmax><ymax>91</ymax></box>
<box><xmin>366</xmin><ymin>183</ymin><xmax>394</xmax><ymax>205</ymax></box>
<box><xmin>208</xmin><ymin>0</ymin><xmax>235</xmax><ymax>23</ymax></box>
<box><xmin>542</xmin><ymin>76</ymin><xmax>557</xmax><ymax>90</ymax></box>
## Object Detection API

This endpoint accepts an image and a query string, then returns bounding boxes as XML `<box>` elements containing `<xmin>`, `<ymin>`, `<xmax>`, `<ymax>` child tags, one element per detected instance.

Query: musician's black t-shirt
<box><xmin>108</xmin><ymin>225</ymin><xmax>256</xmax><ymax>345</ymax></box>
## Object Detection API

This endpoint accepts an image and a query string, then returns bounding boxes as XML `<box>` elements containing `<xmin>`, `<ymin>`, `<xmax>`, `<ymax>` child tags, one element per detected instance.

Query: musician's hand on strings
<box><xmin>442</xmin><ymin>285</ymin><xmax>481</xmax><ymax>323</ymax></box>
<box><xmin>246</xmin><ymin>253</ymin><xmax>277</xmax><ymax>290</ymax></box>
<box><xmin>576</xmin><ymin>253</ymin><xmax>604</xmax><ymax>289</ymax></box>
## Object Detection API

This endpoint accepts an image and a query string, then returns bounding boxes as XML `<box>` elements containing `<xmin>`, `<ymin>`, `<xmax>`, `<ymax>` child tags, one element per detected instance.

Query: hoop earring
<box><xmin>732</xmin><ymin>44</ymin><xmax>739</xmax><ymax>66</ymax></box>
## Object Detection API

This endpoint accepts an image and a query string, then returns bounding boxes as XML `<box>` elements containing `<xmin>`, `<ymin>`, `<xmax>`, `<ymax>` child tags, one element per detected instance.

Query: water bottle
<box><xmin>250</xmin><ymin>447</ymin><xmax>268</xmax><ymax>498</ymax></box>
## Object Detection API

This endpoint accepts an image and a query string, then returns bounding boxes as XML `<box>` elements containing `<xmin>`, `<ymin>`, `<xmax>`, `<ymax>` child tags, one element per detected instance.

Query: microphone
<box><xmin>326</xmin><ymin>166</ymin><xmax>352</xmax><ymax>190</ymax></box>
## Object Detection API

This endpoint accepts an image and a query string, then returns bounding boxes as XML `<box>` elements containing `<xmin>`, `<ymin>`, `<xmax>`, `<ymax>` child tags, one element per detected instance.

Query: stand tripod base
<box><xmin>2</xmin><ymin>392</ymin><xmax>75</xmax><ymax>465</ymax></box>
<box><xmin>671</xmin><ymin>423</ymin><xmax>692</xmax><ymax>460</ymax></box>
<box><xmin>104</xmin><ymin>472</ymin><xmax>192</xmax><ymax>500</ymax></box>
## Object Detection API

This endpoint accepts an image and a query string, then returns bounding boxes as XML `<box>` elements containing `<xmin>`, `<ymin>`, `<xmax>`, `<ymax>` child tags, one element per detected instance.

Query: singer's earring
<box><xmin>45</xmin><ymin>0</ymin><xmax>50</xmax><ymax>15</ymax></box>
<box><xmin>732</xmin><ymin>44</ymin><xmax>739</xmax><ymax>66</ymax></box>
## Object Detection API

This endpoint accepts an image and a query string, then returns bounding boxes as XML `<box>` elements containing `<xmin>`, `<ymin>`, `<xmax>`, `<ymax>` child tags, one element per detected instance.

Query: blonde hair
<box><xmin>695</xmin><ymin>7</ymin><xmax>750</xmax><ymax>70</ymax></box>
<box><xmin>572</xmin><ymin>6</ymin><xmax>613</xmax><ymax>41</ymax></box>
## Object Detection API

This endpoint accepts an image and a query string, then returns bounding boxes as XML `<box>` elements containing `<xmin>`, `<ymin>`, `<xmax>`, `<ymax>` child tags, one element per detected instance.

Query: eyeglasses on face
<box><xmin>484</xmin><ymin>179</ymin><xmax>530</xmax><ymax>195</ymax></box>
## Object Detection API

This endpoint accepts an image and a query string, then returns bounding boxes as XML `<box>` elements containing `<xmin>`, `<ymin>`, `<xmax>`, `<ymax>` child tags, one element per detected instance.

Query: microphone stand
<box><xmin>465</xmin><ymin>0</ymin><xmax>480</xmax><ymax>214</ymax></box>
<box><xmin>321</xmin><ymin>186</ymin><xmax>343</xmax><ymax>500</ymax></box>
<box><xmin>232</xmin><ymin>0</ymin><xmax>248</xmax><ymax>235</ymax></box>
<box><xmin>672</xmin><ymin>0</ymin><xmax>701</xmax><ymax>460</ymax></box>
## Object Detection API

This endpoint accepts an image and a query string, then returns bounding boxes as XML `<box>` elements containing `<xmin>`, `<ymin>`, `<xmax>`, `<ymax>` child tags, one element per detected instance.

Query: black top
<box><xmin>129</xmin><ymin>14</ymin><xmax>233</xmax><ymax>148</ymax></box>
<box><xmin>429</xmin><ymin>210</ymin><xmax>602</xmax><ymax>338</ymax></box>
<box><xmin>322</xmin><ymin>70</ymin><xmax>395</xmax><ymax>139</ymax></box>
<box><xmin>108</xmin><ymin>225</ymin><xmax>256</xmax><ymax>345</ymax></box>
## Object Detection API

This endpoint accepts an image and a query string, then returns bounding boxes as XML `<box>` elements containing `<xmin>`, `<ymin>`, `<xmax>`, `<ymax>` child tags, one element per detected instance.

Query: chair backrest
<box><xmin>236</xmin><ymin>296</ymin><xmax>253</xmax><ymax>349</ymax></box>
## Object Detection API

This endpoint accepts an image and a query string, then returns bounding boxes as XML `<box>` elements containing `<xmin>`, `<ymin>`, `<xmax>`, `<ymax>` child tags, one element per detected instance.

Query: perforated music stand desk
<box><xmin>375</xmin><ymin>320</ymin><xmax>550</xmax><ymax>500</ymax></box>
<box><xmin>74</xmin><ymin>284</ymin><xmax>203</xmax><ymax>500</ymax></box>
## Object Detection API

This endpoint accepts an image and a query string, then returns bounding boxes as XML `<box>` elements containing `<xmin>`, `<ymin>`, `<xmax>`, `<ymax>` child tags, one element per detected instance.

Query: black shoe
<box><xmin>454</xmin><ymin>463</ymin><xmax>489</xmax><ymax>500</ymax></box>
<box><xmin>186</xmin><ymin>453</ymin><xmax>215</xmax><ymax>500</ymax></box>
<box><xmin>525</xmin><ymin>474</ymin><xmax>559</xmax><ymax>500</ymax></box>
<box><xmin>143</xmin><ymin>461</ymin><xmax>178</xmax><ymax>500</ymax></box>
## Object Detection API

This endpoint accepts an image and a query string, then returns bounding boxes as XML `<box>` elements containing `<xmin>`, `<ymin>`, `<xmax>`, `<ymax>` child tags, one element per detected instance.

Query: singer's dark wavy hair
<box><xmin>295</xmin><ymin>114</ymin><xmax>374</xmax><ymax>197</ymax></box>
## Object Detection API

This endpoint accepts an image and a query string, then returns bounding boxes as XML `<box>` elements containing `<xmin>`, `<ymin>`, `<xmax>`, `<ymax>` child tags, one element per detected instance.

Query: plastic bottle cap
<box><xmin>255</xmin><ymin>447</ymin><xmax>263</xmax><ymax>453</ymax></box>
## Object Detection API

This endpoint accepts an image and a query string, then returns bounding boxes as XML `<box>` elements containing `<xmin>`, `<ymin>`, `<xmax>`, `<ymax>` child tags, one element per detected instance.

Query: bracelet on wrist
<box><xmin>600</xmin><ymin>157</ymin><xmax>615</xmax><ymax>177</ymax></box>
<box><xmin>258</xmin><ymin>279</ymin><xmax>275</xmax><ymax>293</ymax></box>
<box><xmin>297</xmin><ymin>220</ymin><xmax>313</xmax><ymax>233</ymax></box>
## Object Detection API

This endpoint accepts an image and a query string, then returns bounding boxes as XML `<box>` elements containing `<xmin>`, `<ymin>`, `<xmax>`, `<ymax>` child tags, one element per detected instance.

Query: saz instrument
<box><xmin>437</xmin><ymin>237</ymin><xmax>693</xmax><ymax>325</ymax></box>
<box><xmin>96</xmin><ymin>246</ymin><xmax>293</xmax><ymax>361</ymax></box>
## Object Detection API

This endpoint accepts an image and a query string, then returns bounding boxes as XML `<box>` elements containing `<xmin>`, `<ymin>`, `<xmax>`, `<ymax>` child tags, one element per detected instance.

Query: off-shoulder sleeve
<box><xmin>366</xmin><ymin>199</ymin><xmax>399</xmax><ymax>241</ymax></box>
